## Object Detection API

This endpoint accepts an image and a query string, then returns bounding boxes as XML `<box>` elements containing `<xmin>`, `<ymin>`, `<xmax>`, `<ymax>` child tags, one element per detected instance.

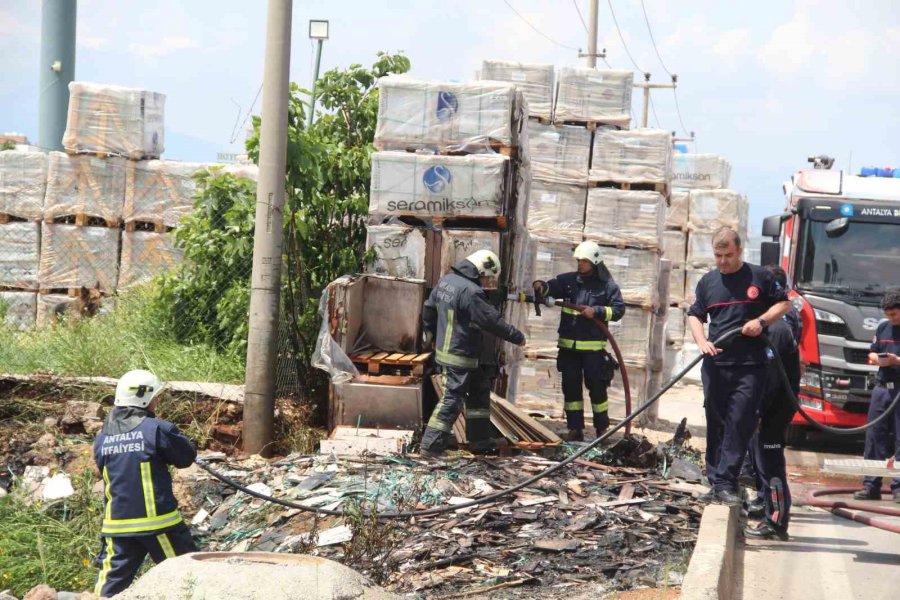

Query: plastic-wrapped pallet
<box><xmin>374</xmin><ymin>77</ymin><xmax>523</xmax><ymax>152</ymax></box>
<box><xmin>364</xmin><ymin>224</ymin><xmax>426</xmax><ymax>280</ymax></box>
<box><xmin>666</xmin><ymin>190</ymin><xmax>689</xmax><ymax>230</ymax></box>
<box><xmin>124</xmin><ymin>160</ymin><xmax>206</xmax><ymax>227</ymax></box>
<box><xmin>686</xmin><ymin>231</ymin><xmax>717</xmax><ymax>267</ymax></box>
<box><xmin>590</xmin><ymin>245</ymin><xmax>660</xmax><ymax>309</ymax></box>
<box><xmin>440</xmin><ymin>229</ymin><xmax>501</xmax><ymax>289</ymax></box>
<box><xmin>663</xmin><ymin>229</ymin><xmax>687</xmax><ymax>265</ymax></box>
<box><xmin>672</xmin><ymin>153</ymin><xmax>731</xmax><ymax>190</ymax></box>
<box><xmin>607</xmin><ymin>362</ymin><xmax>648</xmax><ymax>416</ymax></box>
<box><xmin>529</xmin><ymin>233</ymin><xmax>579</xmax><ymax>282</ymax></box>
<box><xmin>526</xmin><ymin>120</ymin><xmax>591</xmax><ymax>184</ymax></box>
<box><xmin>666</xmin><ymin>307</ymin><xmax>685</xmax><ymax>348</ymax></box>
<box><xmin>524</xmin><ymin>306</ymin><xmax>562</xmax><ymax>358</ymax></box>
<box><xmin>589</xmin><ymin>129</ymin><xmax>673</xmax><ymax>184</ymax></box>
<box><xmin>44</xmin><ymin>152</ymin><xmax>126</xmax><ymax>223</ymax></box>
<box><xmin>38</xmin><ymin>224</ymin><xmax>120</xmax><ymax>293</ymax></box>
<box><xmin>0</xmin><ymin>222</ymin><xmax>40</xmax><ymax>290</ymax></box>
<box><xmin>369</xmin><ymin>152</ymin><xmax>508</xmax><ymax>220</ymax></box>
<box><xmin>688</xmin><ymin>189</ymin><xmax>744</xmax><ymax>232</ymax></box>
<box><xmin>554</xmin><ymin>68</ymin><xmax>633</xmax><ymax>127</ymax></box>
<box><xmin>63</xmin><ymin>82</ymin><xmax>165</xmax><ymax>159</ymax></box>
<box><xmin>119</xmin><ymin>231</ymin><xmax>183</xmax><ymax>289</ymax></box>
<box><xmin>669</xmin><ymin>267</ymin><xmax>686</xmax><ymax>306</ymax></box>
<box><xmin>606</xmin><ymin>307</ymin><xmax>654</xmax><ymax>367</ymax></box>
<box><xmin>0</xmin><ymin>291</ymin><xmax>37</xmax><ymax>330</ymax></box>
<box><xmin>584</xmin><ymin>189</ymin><xmax>665</xmax><ymax>250</ymax></box>
<box><xmin>480</xmin><ymin>60</ymin><xmax>554</xmax><ymax>120</ymax></box>
<box><xmin>220</xmin><ymin>163</ymin><xmax>259</xmax><ymax>180</ymax></box>
<box><xmin>527</xmin><ymin>179</ymin><xmax>586</xmax><ymax>239</ymax></box>
<box><xmin>0</xmin><ymin>150</ymin><xmax>47</xmax><ymax>219</ymax></box>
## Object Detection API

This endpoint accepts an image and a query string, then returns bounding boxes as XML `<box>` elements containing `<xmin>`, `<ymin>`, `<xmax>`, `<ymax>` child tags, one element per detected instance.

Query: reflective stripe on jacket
<box><xmin>545</xmin><ymin>269</ymin><xmax>626</xmax><ymax>351</ymax></box>
<box><xmin>93</xmin><ymin>408</ymin><xmax>196</xmax><ymax>537</ymax></box>
<box><xmin>423</xmin><ymin>260</ymin><xmax>525</xmax><ymax>369</ymax></box>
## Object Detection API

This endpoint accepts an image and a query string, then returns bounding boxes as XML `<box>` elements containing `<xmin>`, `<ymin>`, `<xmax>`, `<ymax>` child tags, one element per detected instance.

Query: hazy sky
<box><xmin>2</xmin><ymin>0</ymin><xmax>899</xmax><ymax>231</ymax></box>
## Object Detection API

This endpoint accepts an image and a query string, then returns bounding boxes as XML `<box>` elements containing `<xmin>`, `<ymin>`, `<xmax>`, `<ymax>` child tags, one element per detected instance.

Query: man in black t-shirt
<box><xmin>854</xmin><ymin>288</ymin><xmax>900</xmax><ymax>502</ymax></box>
<box><xmin>687</xmin><ymin>228</ymin><xmax>791</xmax><ymax>505</ymax></box>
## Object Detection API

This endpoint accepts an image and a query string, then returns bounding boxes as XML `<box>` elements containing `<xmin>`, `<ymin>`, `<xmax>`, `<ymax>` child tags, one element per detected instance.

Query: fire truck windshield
<box><xmin>795</xmin><ymin>219</ymin><xmax>898</xmax><ymax>303</ymax></box>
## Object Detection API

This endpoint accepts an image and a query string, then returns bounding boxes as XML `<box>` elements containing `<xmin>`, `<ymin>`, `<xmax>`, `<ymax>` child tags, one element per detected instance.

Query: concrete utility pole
<box><xmin>244</xmin><ymin>0</ymin><xmax>293</xmax><ymax>457</ymax></box>
<box><xmin>39</xmin><ymin>0</ymin><xmax>77</xmax><ymax>151</ymax></box>
<box><xmin>579</xmin><ymin>0</ymin><xmax>605</xmax><ymax>68</ymax></box>
<box><xmin>634</xmin><ymin>73</ymin><xmax>676</xmax><ymax>128</ymax></box>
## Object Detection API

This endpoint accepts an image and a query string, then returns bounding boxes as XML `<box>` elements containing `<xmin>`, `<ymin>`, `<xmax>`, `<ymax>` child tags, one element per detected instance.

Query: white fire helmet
<box><xmin>573</xmin><ymin>240</ymin><xmax>604</xmax><ymax>266</ymax></box>
<box><xmin>115</xmin><ymin>369</ymin><xmax>166</xmax><ymax>408</ymax></box>
<box><xmin>466</xmin><ymin>249</ymin><xmax>501</xmax><ymax>278</ymax></box>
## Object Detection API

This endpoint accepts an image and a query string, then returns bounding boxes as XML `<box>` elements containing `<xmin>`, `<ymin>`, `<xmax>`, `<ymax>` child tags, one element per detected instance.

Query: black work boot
<box><xmin>714</xmin><ymin>489</ymin><xmax>742</xmax><ymax>506</ymax></box>
<box><xmin>562</xmin><ymin>429</ymin><xmax>584</xmax><ymax>442</ymax></box>
<box><xmin>852</xmin><ymin>487</ymin><xmax>882</xmax><ymax>501</ymax></box>
<box><xmin>743</xmin><ymin>521</ymin><xmax>789</xmax><ymax>541</ymax></box>
<box><xmin>468</xmin><ymin>437</ymin><xmax>508</xmax><ymax>455</ymax></box>
<box><xmin>743</xmin><ymin>497</ymin><xmax>765</xmax><ymax>518</ymax></box>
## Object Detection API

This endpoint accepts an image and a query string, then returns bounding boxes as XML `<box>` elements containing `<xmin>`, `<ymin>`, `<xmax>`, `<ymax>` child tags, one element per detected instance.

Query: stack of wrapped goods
<box><xmin>350</xmin><ymin>75</ymin><xmax>527</xmax><ymax>430</ymax></box>
<box><xmin>0</xmin><ymin>150</ymin><xmax>46</xmax><ymax>329</ymax></box>
<box><xmin>663</xmin><ymin>153</ymin><xmax>749</xmax><ymax>383</ymax></box>
<box><xmin>37</xmin><ymin>82</ymin><xmax>167</xmax><ymax>326</ymax></box>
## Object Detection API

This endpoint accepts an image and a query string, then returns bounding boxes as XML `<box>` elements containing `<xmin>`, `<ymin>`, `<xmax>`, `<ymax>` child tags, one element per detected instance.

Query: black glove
<box><xmin>532</xmin><ymin>280</ymin><xmax>549</xmax><ymax>298</ymax></box>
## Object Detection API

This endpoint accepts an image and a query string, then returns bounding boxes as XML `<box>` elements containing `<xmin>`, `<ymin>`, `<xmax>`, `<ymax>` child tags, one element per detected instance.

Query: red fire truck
<box><xmin>760</xmin><ymin>157</ymin><xmax>900</xmax><ymax>444</ymax></box>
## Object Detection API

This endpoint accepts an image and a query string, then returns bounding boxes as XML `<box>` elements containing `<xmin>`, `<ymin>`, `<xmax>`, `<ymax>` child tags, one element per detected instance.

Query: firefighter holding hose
<box><xmin>532</xmin><ymin>240</ymin><xmax>626</xmax><ymax>441</ymax></box>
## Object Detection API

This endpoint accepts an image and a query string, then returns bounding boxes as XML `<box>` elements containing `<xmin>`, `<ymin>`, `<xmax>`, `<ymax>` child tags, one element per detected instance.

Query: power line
<box><xmin>606</xmin><ymin>0</ymin><xmax>644</xmax><ymax>73</ymax></box>
<box><xmin>671</xmin><ymin>86</ymin><xmax>690</xmax><ymax>137</ymax></box>
<box><xmin>502</xmin><ymin>0</ymin><xmax>579</xmax><ymax>51</ymax></box>
<box><xmin>639</xmin><ymin>0</ymin><xmax>673</xmax><ymax>77</ymax></box>
<box><xmin>572</xmin><ymin>0</ymin><xmax>589</xmax><ymax>34</ymax></box>
<box><xmin>649</xmin><ymin>96</ymin><xmax>662</xmax><ymax>129</ymax></box>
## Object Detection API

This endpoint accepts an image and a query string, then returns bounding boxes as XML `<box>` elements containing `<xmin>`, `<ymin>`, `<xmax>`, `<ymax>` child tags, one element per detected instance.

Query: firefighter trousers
<box><xmin>863</xmin><ymin>385</ymin><xmax>900</xmax><ymax>493</ymax></box>
<box><xmin>422</xmin><ymin>366</ymin><xmax>493</xmax><ymax>453</ymax></box>
<box><xmin>94</xmin><ymin>522</ymin><xmax>197</xmax><ymax>597</ymax></box>
<box><xmin>751</xmin><ymin>395</ymin><xmax>797</xmax><ymax>530</ymax></box>
<box><xmin>557</xmin><ymin>349</ymin><xmax>613</xmax><ymax>432</ymax></box>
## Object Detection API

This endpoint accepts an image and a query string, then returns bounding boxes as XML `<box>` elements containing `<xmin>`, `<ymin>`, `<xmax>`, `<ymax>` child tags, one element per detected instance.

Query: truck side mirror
<box><xmin>761</xmin><ymin>213</ymin><xmax>788</xmax><ymax>238</ymax></box>
<box><xmin>760</xmin><ymin>241</ymin><xmax>781</xmax><ymax>267</ymax></box>
<box><xmin>825</xmin><ymin>217</ymin><xmax>849</xmax><ymax>238</ymax></box>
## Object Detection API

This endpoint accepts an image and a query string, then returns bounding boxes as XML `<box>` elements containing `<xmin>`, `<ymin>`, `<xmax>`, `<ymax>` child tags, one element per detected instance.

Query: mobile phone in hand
<box><xmin>878</xmin><ymin>352</ymin><xmax>890</xmax><ymax>358</ymax></box>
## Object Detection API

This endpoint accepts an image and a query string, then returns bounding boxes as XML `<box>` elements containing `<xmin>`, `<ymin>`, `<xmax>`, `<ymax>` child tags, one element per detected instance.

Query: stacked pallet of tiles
<box><xmin>0</xmin><ymin>150</ymin><xmax>47</xmax><ymax>329</ymax></box>
<box><xmin>365</xmin><ymin>75</ymin><xmax>528</xmax><ymax>382</ymax></box>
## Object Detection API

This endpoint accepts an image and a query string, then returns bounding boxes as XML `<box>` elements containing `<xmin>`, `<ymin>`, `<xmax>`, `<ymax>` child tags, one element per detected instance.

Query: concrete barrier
<box><xmin>680</xmin><ymin>504</ymin><xmax>739</xmax><ymax>600</ymax></box>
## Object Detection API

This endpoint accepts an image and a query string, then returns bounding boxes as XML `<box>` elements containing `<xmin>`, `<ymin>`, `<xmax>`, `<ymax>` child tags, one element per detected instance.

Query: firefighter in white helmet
<box><xmin>421</xmin><ymin>250</ymin><xmax>526</xmax><ymax>456</ymax></box>
<box><xmin>92</xmin><ymin>370</ymin><xmax>198</xmax><ymax>597</ymax></box>
<box><xmin>533</xmin><ymin>241</ymin><xmax>625</xmax><ymax>440</ymax></box>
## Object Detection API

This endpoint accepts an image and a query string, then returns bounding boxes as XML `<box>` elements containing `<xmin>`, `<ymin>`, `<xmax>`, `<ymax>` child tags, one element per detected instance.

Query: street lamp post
<box><xmin>307</xmin><ymin>19</ymin><xmax>329</xmax><ymax>127</ymax></box>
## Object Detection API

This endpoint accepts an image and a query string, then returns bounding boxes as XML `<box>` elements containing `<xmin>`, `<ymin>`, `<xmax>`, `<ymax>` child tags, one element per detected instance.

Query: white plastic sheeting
<box><xmin>663</xmin><ymin>229</ymin><xmax>687</xmax><ymax>265</ymax></box>
<box><xmin>481</xmin><ymin>60</ymin><xmax>554</xmax><ymax>119</ymax></box>
<box><xmin>605</xmin><ymin>307</ymin><xmax>655</xmax><ymax>367</ymax></box>
<box><xmin>554</xmin><ymin>67</ymin><xmax>633</xmax><ymax>126</ymax></box>
<box><xmin>525</xmin><ymin>121</ymin><xmax>591</xmax><ymax>184</ymax></box>
<box><xmin>0</xmin><ymin>291</ymin><xmax>37</xmax><ymax>330</ymax></box>
<box><xmin>528</xmin><ymin>233</ymin><xmax>579</xmax><ymax>283</ymax></box>
<box><xmin>669</xmin><ymin>266</ymin><xmax>686</xmax><ymax>306</ymax></box>
<box><xmin>44</xmin><ymin>152</ymin><xmax>126</xmax><ymax>222</ymax></box>
<box><xmin>688</xmin><ymin>189</ymin><xmax>744</xmax><ymax>232</ymax></box>
<box><xmin>686</xmin><ymin>230</ymin><xmax>717</xmax><ymax>267</ymax></box>
<box><xmin>0</xmin><ymin>222</ymin><xmax>40</xmax><ymax>290</ymax></box>
<box><xmin>526</xmin><ymin>178</ymin><xmax>587</xmax><ymax>239</ymax></box>
<box><xmin>593</xmin><ymin>246</ymin><xmax>660</xmax><ymax>309</ymax></box>
<box><xmin>440</xmin><ymin>229</ymin><xmax>501</xmax><ymax>289</ymax></box>
<box><xmin>369</xmin><ymin>152</ymin><xmax>508</xmax><ymax>219</ymax></box>
<box><xmin>666</xmin><ymin>190</ymin><xmax>689</xmax><ymax>230</ymax></box>
<box><xmin>584</xmin><ymin>189</ymin><xmax>665</xmax><ymax>250</ymax></box>
<box><xmin>124</xmin><ymin>160</ymin><xmax>206</xmax><ymax>227</ymax></box>
<box><xmin>672</xmin><ymin>153</ymin><xmax>731</xmax><ymax>190</ymax></box>
<box><xmin>38</xmin><ymin>224</ymin><xmax>120</xmax><ymax>293</ymax></box>
<box><xmin>0</xmin><ymin>150</ymin><xmax>47</xmax><ymax>219</ymax></box>
<box><xmin>374</xmin><ymin>77</ymin><xmax>522</xmax><ymax>152</ymax></box>
<box><xmin>63</xmin><ymin>82</ymin><xmax>165</xmax><ymax>159</ymax></box>
<box><xmin>118</xmin><ymin>230</ymin><xmax>183</xmax><ymax>289</ymax></box>
<box><xmin>684</xmin><ymin>267</ymin><xmax>711</xmax><ymax>306</ymax></box>
<box><xmin>590</xmin><ymin>129</ymin><xmax>673</xmax><ymax>184</ymax></box>
<box><xmin>364</xmin><ymin>224</ymin><xmax>427</xmax><ymax>280</ymax></box>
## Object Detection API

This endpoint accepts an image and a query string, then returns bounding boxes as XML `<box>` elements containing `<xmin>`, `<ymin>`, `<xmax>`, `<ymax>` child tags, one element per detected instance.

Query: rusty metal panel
<box><xmin>330</xmin><ymin>381</ymin><xmax>423</xmax><ymax>430</ymax></box>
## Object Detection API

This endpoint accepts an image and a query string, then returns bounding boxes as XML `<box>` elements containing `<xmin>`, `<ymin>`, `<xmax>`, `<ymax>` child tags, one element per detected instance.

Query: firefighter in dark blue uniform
<box><xmin>93</xmin><ymin>370</ymin><xmax>198</xmax><ymax>597</ymax></box>
<box><xmin>532</xmin><ymin>240</ymin><xmax>626</xmax><ymax>441</ymax></box>
<box><xmin>421</xmin><ymin>250</ymin><xmax>526</xmax><ymax>457</ymax></box>
<box><xmin>687</xmin><ymin>228</ymin><xmax>790</xmax><ymax>505</ymax></box>
<box><xmin>745</xmin><ymin>265</ymin><xmax>801</xmax><ymax>540</ymax></box>
<box><xmin>854</xmin><ymin>288</ymin><xmax>900</xmax><ymax>502</ymax></box>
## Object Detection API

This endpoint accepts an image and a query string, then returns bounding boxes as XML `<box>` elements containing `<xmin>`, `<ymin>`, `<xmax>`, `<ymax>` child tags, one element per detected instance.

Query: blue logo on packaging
<box><xmin>423</xmin><ymin>165</ymin><xmax>452</xmax><ymax>194</ymax></box>
<box><xmin>840</xmin><ymin>204</ymin><xmax>854</xmax><ymax>217</ymax></box>
<box><xmin>436</xmin><ymin>91</ymin><xmax>459</xmax><ymax>121</ymax></box>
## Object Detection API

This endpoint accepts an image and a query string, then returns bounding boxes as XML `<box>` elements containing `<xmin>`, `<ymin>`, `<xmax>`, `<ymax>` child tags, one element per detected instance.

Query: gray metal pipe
<box><xmin>39</xmin><ymin>0</ymin><xmax>77</xmax><ymax>151</ymax></box>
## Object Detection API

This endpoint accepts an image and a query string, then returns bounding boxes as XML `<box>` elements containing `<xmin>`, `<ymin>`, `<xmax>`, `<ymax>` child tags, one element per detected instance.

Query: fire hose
<box><xmin>796</xmin><ymin>487</ymin><xmax>900</xmax><ymax>534</ymax></box>
<box><xmin>196</xmin><ymin>326</ymin><xmax>900</xmax><ymax>521</ymax></box>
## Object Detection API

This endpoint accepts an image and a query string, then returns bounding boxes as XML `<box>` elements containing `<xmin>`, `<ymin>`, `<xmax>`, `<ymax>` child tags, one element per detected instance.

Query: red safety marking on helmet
<box><xmin>747</xmin><ymin>285</ymin><xmax>760</xmax><ymax>300</ymax></box>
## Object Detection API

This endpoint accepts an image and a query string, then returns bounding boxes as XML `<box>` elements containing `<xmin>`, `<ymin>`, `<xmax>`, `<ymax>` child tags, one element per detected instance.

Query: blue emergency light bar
<box><xmin>860</xmin><ymin>166</ymin><xmax>900</xmax><ymax>178</ymax></box>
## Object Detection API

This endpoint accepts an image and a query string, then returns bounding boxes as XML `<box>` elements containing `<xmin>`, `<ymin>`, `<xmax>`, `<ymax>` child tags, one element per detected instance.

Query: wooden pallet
<box><xmin>588</xmin><ymin>180</ymin><xmax>669</xmax><ymax>196</ymax></box>
<box><xmin>555</xmin><ymin>119</ymin><xmax>628</xmax><ymax>131</ymax></box>
<box><xmin>374</xmin><ymin>139</ymin><xmax>518</xmax><ymax>158</ymax></box>
<box><xmin>0</xmin><ymin>213</ymin><xmax>42</xmax><ymax>224</ymax></box>
<box><xmin>394</xmin><ymin>214</ymin><xmax>508</xmax><ymax>231</ymax></box>
<box><xmin>65</xmin><ymin>148</ymin><xmax>113</xmax><ymax>159</ymax></box>
<box><xmin>38</xmin><ymin>286</ymin><xmax>109</xmax><ymax>298</ymax></box>
<box><xmin>125</xmin><ymin>219</ymin><xmax>172</xmax><ymax>233</ymax></box>
<box><xmin>44</xmin><ymin>213</ymin><xmax>121</xmax><ymax>228</ymax></box>
<box><xmin>350</xmin><ymin>350</ymin><xmax>431</xmax><ymax>376</ymax></box>
<box><xmin>0</xmin><ymin>285</ymin><xmax>38</xmax><ymax>293</ymax></box>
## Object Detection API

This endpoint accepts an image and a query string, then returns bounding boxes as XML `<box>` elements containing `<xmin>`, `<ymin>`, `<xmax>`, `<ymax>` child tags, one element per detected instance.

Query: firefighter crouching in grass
<box><xmin>532</xmin><ymin>240</ymin><xmax>626</xmax><ymax>441</ymax></box>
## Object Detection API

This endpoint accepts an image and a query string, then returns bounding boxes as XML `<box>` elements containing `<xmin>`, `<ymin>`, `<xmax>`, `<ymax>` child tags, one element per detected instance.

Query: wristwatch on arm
<box><xmin>757</xmin><ymin>318</ymin><xmax>768</xmax><ymax>328</ymax></box>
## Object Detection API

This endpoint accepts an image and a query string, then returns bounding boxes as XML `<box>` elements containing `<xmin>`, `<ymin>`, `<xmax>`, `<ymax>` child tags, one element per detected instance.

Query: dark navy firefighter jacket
<box><xmin>542</xmin><ymin>268</ymin><xmax>626</xmax><ymax>351</ymax></box>
<box><xmin>93</xmin><ymin>406</ymin><xmax>197</xmax><ymax>537</ymax></box>
<box><xmin>423</xmin><ymin>260</ymin><xmax>525</xmax><ymax>369</ymax></box>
